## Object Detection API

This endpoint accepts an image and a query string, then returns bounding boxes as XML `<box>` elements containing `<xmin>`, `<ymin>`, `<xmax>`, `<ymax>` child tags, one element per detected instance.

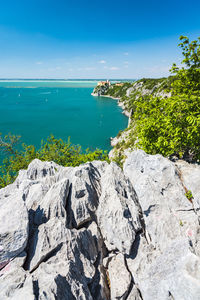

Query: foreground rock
<box><xmin>97</xmin><ymin>163</ymin><xmax>142</xmax><ymax>255</ymax></box>
<box><xmin>124</xmin><ymin>150</ymin><xmax>200</xmax><ymax>300</ymax></box>
<box><xmin>107</xmin><ymin>253</ymin><xmax>131</xmax><ymax>299</ymax></box>
<box><xmin>0</xmin><ymin>151</ymin><xmax>200</xmax><ymax>299</ymax></box>
<box><xmin>0</xmin><ymin>189</ymin><xmax>29</xmax><ymax>268</ymax></box>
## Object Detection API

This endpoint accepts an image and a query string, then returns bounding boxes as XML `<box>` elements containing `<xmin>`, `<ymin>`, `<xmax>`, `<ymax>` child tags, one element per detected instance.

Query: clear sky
<box><xmin>0</xmin><ymin>0</ymin><xmax>200</xmax><ymax>79</ymax></box>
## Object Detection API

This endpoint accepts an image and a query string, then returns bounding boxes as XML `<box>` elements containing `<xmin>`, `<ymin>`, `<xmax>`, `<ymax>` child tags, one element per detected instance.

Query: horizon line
<box><xmin>0</xmin><ymin>78</ymin><xmax>137</xmax><ymax>80</ymax></box>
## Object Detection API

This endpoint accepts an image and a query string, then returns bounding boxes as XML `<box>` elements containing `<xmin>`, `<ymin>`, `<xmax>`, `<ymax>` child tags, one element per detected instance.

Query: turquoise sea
<box><xmin>0</xmin><ymin>80</ymin><xmax>128</xmax><ymax>151</ymax></box>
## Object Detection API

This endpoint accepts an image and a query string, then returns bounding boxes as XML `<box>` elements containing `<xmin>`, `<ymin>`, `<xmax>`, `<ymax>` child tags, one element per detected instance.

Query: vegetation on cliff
<box><xmin>0</xmin><ymin>134</ymin><xmax>108</xmax><ymax>188</ymax></box>
<box><xmin>93</xmin><ymin>78</ymin><xmax>173</xmax><ymax>102</ymax></box>
<box><xmin>110</xmin><ymin>36</ymin><xmax>200</xmax><ymax>164</ymax></box>
<box><xmin>102</xmin><ymin>82</ymin><xmax>132</xmax><ymax>98</ymax></box>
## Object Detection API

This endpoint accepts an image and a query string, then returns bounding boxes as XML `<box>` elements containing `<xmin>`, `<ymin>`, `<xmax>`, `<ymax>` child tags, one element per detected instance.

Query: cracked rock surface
<box><xmin>0</xmin><ymin>151</ymin><xmax>200</xmax><ymax>299</ymax></box>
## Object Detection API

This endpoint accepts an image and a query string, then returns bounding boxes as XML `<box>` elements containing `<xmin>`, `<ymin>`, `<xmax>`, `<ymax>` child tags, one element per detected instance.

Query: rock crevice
<box><xmin>0</xmin><ymin>151</ymin><xmax>200</xmax><ymax>299</ymax></box>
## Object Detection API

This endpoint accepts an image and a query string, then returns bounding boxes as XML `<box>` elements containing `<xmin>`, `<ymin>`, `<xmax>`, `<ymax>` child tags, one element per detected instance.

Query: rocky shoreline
<box><xmin>92</xmin><ymin>91</ymin><xmax>131</xmax><ymax>159</ymax></box>
<box><xmin>91</xmin><ymin>85</ymin><xmax>132</xmax><ymax>159</ymax></box>
<box><xmin>91</xmin><ymin>92</ymin><xmax>130</xmax><ymax>118</ymax></box>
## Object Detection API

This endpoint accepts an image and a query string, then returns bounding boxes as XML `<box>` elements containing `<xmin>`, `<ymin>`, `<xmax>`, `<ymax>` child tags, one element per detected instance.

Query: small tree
<box><xmin>0</xmin><ymin>134</ymin><xmax>108</xmax><ymax>188</ymax></box>
<box><xmin>170</xmin><ymin>36</ymin><xmax>200</xmax><ymax>94</ymax></box>
<box><xmin>130</xmin><ymin>36</ymin><xmax>200</xmax><ymax>161</ymax></box>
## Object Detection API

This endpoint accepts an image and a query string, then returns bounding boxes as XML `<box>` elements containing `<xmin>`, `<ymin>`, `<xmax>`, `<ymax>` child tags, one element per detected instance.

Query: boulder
<box><xmin>0</xmin><ymin>189</ymin><xmax>29</xmax><ymax>266</ymax></box>
<box><xmin>97</xmin><ymin>162</ymin><xmax>142</xmax><ymax>255</ymax></box>
<box><xmin>33</xmin><ymin>178</ymin><xmax>70</xmax><ymax>226</ymax></box>
<box><xmin>108</xmin><ymin>253</ymin><xmax>131</xmax><ymax>300</ymax></box>
<box><xmin>66</xmin><ymin>162</ymin><xmax>103</xmax><ymax>228</ymax></box>
<box><xmin>124</xmin><ymin>150</ymin><xmax>200</xmax><ymax>299</ymax></box>
<box><xmin>25</xmin><ymin>159</ymin><xmax>61</xmax><ymax>181</ymax></box>
<box><xmin>0</xmin><ymin>252</ymin><xmax>29</xmax><ymax>300</ymax></box>
<box><xmin>123</xmin><ymin>150</ymin><xmax>197</xmax><ymax>248</ymax></box>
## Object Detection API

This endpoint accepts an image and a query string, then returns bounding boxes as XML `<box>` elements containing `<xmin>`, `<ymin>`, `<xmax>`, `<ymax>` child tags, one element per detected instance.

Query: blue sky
<box><xmin>0</xmin><ymin>0</ymin><xmax>200</xmax><ymax>79</ymax></box>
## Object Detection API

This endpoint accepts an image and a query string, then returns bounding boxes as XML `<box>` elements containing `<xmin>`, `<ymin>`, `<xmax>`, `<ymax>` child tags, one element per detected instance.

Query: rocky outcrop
<box><xmin>124</xmin><ymin>150</ymin><xmax>200</xmax><ymax>300</ymax></box>
<box><xmin>127</xmin><ymin>80</ymin><xmax>171</xmax><ymax>99</ymax></box>
<box><xmin>92</xmin><ymin>83</ymin><xmax>110</xmax><ymax>97</ymax></box>
<box><xmin>0</xmin><ymin>190</ymin><xmax>29</xmax><ymax>268</ymax></box>
<box><xmin>97</xmin><ymin>163</ymin><xmax>142</xmax><ymax>255</ymax></box>
<box><xmin>0</xmin><ymin>151</ymin><xmax>200</xmax><ymax>299</ymax></box>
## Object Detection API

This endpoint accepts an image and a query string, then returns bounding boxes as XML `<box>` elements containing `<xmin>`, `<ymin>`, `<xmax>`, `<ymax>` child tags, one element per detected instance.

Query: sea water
<box><xmin>0</xmin><ymin>80</ymin><xmax>128</xmax><ymax>151</ymax></box>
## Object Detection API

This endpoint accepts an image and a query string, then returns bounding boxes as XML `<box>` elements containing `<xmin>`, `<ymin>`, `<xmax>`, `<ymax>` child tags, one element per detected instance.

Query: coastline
<box><xmin>91</xmin><ymin>91</ymin><xmax>131</xmax><ymax>158</ymax></box>
<box><xmin>91</xmin><ymin>92</ymin><xmax>130</xmax><ymax>117</ymax></box>
<box><xmin>91</xmin><ymin>92</ymin><xmax>120</xmax><ymax>100</ymax></box>
<box><xmin>0</xmin><ymin>80</ymin><xmax>99</xmax><ymax>83</ymax></box>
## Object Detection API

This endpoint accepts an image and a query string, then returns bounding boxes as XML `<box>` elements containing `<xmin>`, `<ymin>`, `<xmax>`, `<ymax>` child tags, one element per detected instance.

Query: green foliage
<box><xmin>0</xmin><ymin>133</ymin><xmax>21</xmax><ymax>155</ymax></box>
<box><xmin>112</xmin><ymin>151</ymin><xmax>125</xmax><ymax>168</ymax></box>
<box><xmin>104</xmin><ymin>82</ymin><xmax>132</xmax><ymax>98</ymax></box>
<box><xmin>113</xmin><ymin>36</ymin><xmax>200</xmax><ymax>164</ymax></box>
<box><xmin>133</xmin><ymin>92</ymin><xmax>200</xmax><ymax>159</ymax></box>
<box><xmin>0</xmin><ymin>134</ymin><xmax>109</xmax><ymax>188</ymax></box>
<box><xmin>137</xmin><ymin>77</ymin><xmax>170</xmax><ymax>90</ymax></box>
<box><xmin>117</xmin><ymin>130</ymin><xmax>123</xmax><ymax>138</ymax></box>
<box><xmin>179</xmin><ymin>219</ymin><xmax>183</xmax><ymax>226</ymax></box>
<box><xmin>119</xmin><ymin>76</ymin><xmax>175</xmax><ymax>115</ymax></box>
<box><xmin>185</xmin><ymin>190</ymin><xmax>193</xmax><ymax>201</ymax></box>
<box><xmin>178</xmin><ymin>35</ymin><xmax>200</xmax><ymax>68</ymax></box>
<box><xmin>170</xmin><ymin>36</ymin><xmax>200</xmax><ymax>94</ymax></box>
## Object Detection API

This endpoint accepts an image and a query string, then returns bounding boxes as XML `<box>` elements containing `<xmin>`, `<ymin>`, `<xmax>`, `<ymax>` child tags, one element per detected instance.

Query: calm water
<box><xmin>0</xmin><ymin>81</ymin><xmax>128</xmax><ymax>151</ymax></box>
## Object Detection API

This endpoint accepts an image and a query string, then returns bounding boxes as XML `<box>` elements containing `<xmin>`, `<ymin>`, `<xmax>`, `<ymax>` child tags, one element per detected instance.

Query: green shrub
<box><xmin>105</xmin><ymin>82</ymin><xmax>132</xmax><ymax>98</ymax></box>
<box><xmin>133</xmin><ymin>92</ymin><xmax>200</xmax><ymax>160</ymax></box>
<box><xmin>0</xmin><ymin>134</ymin><xmax>109</xmax><ymax>188</ymax></box>
<box><xmin>185</xmin><ymin>190</ymin><xmax>193</xmax><ymax>201</ymax></box>
<box><xmin>116</xmin><ymin>36</ymin><xmax>200</xmax><ymax>163</ymax></box>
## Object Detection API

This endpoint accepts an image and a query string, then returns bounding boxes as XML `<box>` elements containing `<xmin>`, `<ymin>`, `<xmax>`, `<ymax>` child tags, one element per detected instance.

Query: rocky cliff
<box><xmin>0</xmin><ymin>150</ymin><xmax>200</xmax><ymax>299</ymax></box>
<box><xmin>92</xmin><ymin>78</ymin><xmax>172</xmax><ymax>104</ymax></box>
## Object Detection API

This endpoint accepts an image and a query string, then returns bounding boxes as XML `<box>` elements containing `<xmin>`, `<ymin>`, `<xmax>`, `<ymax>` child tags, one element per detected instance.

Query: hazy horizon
<box><xmin>0</xmin><ymin>78</ymin><xmax>136</xmax><ymax>81</ymax></box>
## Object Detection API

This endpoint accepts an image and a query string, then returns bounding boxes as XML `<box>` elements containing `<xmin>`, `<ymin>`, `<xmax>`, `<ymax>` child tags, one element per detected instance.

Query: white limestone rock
<box><xmin>25</xmin><ymin>158</ymin><xmax>61</xmax><ymax>181</ymax></box>
<box><xmin>97</xmin><ymin>162</ymin><xmax>142</xmax><ymax>255</ymax></box>
<box><xmin>88</xmin><ymin>222</ymin><xmax>110</xmax><ymax>300</ymax></box>
<box><xmin>1</xmin><ymin>152</ymin><xmax>200</xmax><ymax>299</ymax></box>
<box><xmin>108</xmin><ymin>253</ymin><xmax>131</xmax><ymax>300</ymax></box>
<box><xmin>175</xmin><ymin>159</ymin><xmax>200</xmax><ymax>211</ymax></box>
<box><xmin>126</xmin><ymin>286</ymin><xmax>143</xmax><ymax>300</ymax></box>
<box><xmin>123</xmin><ymin>150</ymin><xmax>196</xmax><ymax>248</ymax></box>
<box><xmin>0</xmin><ymin>190</ymin><xmax>29</xmax><ymax>265</ymax></box>
<box><xmin>130</xmin><ymin>238</ymin><xmax>200</xmax><ymax>300</ymax></box>
<box><xmin>67</xmin><ymin>162</ymin><xmax>104</xmax><ymax>228</ymax></box>
<box><xmin>33</xmin><ymin>178</ymin><xmax>70</xmax><ymax>225</ymax></box>
<box><xmin>124</xmin><ymin>150</ymin><xmax>200</xmax><ymax>299</ymax></box>
<box><xmin>0</xmin><ymin>252</ymin><xmax>29</xmax><ymax>300</ymax></box>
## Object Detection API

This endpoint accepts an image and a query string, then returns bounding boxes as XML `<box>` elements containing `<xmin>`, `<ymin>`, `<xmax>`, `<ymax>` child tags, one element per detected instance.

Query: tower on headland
<box><xmin>97</xmin><ymin>80</ymin><xmax>111</xmax><ymax>86</ymax></box>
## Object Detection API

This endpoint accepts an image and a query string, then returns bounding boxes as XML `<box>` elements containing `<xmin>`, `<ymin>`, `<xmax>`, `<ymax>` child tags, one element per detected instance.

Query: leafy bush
<box><xmin>116</xmin><ymin>36</ymin><xmax>200</xmax><ymax>162</ymax></box>
<box><xmin>104</xmin><ymin>82</ymin><xmax>132</xmax><ymax>98</ymax></box>
<box><xmin>185</xmin><ymin>190</ymin><xmax>193</xmax><ymax>201</ymax></box>
<box><xmin>137</xmin><ymin>77</ymin><xmax>168</xmax><ymax>90</ymax></box>
<box><xmin>0</xmin><ymin>134</ymin><xmax>109</xmax><ymax>188</ymax></box>
<box><xmin>133</xmin><ymin>92</ymin><xmax>200</xmax><ymax>160</ymax></box>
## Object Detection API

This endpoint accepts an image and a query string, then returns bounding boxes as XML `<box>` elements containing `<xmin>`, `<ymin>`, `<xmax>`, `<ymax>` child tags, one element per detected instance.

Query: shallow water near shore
<box><xmin>0</xmin><ymin>81</ymin><xmax>128</xmax><ymax>151</ymax></box>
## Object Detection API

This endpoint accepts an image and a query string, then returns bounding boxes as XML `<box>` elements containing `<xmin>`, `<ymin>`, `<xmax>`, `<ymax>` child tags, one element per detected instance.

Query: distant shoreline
<box><xmin>0</xmin><ymin>80</ymin><xmax>99</xmax><ymax>83</ymax></box>
<box><xmin>91</xmin><ymin>92</ymin><xmax>130</xmax><ymax>118</ymax></box>
<box><xmin>0</xmin><ymin>79</ymin><xmax>136</xmax><ymax>82</ymax></box>
<box><xmin>91</xmin><ymin>93</ymin><xmax>120</xmax><ymax>100</ymax></box>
